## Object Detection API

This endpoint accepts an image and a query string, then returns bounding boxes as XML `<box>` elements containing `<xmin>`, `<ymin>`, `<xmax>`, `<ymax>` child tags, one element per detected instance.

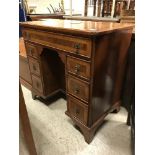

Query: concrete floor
<box><xmin>20</xmin><ymin>86</ymin><xmax>132</xmax><ymax>155</ymax></box>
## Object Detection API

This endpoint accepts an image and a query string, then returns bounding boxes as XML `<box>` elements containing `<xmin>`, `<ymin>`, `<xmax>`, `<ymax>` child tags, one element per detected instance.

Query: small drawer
<box><xmin>67</xmin><ymin>76</ymin><xmax>89</xmax><ymax>102</ymax></box>
<box><xmin>31</xmin><ymin>75</ymin><xmax>43</xmax><ymax>93</ymax></box>
<box><xmin>25</xmin><ymin>43</ymin><xmax>38</xmax><ymax>59</ymax></box>
<box><xmin>68</xmin><ymin>96</ymin><xmax>88</xmax><ymax>125</ymax></box>
<box><xmin>67</xmin><ymin>56</ymin><xmax>91</xmax><ymax>79</ymax></box>
<box><xmin>29</xmin><ymin>57</ymin><xmax>40</xmax><ymax>76</ymax></box>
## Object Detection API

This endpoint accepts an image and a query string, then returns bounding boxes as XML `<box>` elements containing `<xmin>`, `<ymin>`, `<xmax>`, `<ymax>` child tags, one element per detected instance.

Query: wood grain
<box><xmin>19</xmin><ymin>83</ymin><xmax>37</xmax><ymax>155</ymax></box>
<box><xmin>20</xmin><ymin>19</ymin><xmax>134</xmax><ymax>36</ymax></box>
<box><xmin>21</xmin><ymin>19</ymin><xmax>133</xmax><ymax>143</ymax></box>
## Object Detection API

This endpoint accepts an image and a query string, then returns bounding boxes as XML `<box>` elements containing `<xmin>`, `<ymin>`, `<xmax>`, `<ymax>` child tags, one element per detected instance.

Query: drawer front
<box><xmin>32</xmin><ymin>75</ymin><xmax>43</xmax><ymax>93</ymax></box>
<box><xmin>23</xmin><ymin>29</ymin><xmax>92</xmax><ymax>58</ymax></box>
<box><xmin>67</xmin><ymin>56</ymin><xmax>91</xmax><ymax>79</ymax></box>
<box><xmin>25</xmin><ymin>43</ymin><xmax>38</xmax><ymax>59</ymax></box>
<box><xmin>67</xmin><ymin>76</ymin><xmax>89</xmax><ymax>102</ymax></box>
<box><xmin>29</xmin><ymin>57</ymin><xmax>41</xmax><ymax>76</ymax></box>
<box><xmin>68</xmin><ymin>96</ymin><xmax>88</xmax><ymax>125</ymax></box>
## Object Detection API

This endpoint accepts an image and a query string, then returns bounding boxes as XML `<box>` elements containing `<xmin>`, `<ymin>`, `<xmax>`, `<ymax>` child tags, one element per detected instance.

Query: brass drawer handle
<box><xmin>75</xmin><ymin>108</ymin><xmax>80</xmax><ymax>115</ymax></box>
<box><xmin>74</xmin><ymin>86</ymin><xmax>80</xmax><ymax>94</ymax></box>
<box><xmin>74</xmin><ymin>64</ymin><xmax>81</xmax><ymax>74</ymax></box>
<box><xmin>74</xmin><ymin>43</ymin><xmax>81</xmax><ymax>54</ymax></box>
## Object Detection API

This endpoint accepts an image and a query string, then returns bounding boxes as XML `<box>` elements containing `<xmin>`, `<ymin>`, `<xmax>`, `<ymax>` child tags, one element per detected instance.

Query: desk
<box><xmin>20</xmin><ymin>19</ymin><xmax>133</xmax><ymax>143</ymax></box>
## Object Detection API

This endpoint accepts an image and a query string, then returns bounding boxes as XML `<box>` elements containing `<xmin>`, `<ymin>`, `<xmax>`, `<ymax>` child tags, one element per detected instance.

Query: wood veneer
<box><xmin>19</xmin><ymin>82</ymin><xmax>37</xmax><ymax>155</ymax></box>
<box><xmin>67</xmin><ymin>56</ymin><xmax>91</xmax><ymax>80</ymax></box>
<box><xmin>19</xmin><ymin>37</ymin><xmax>32</xmax><ymax>90</ymax></box>
<box><xmin>20</xmin><ymin>19</ymin><xmax>133</xmax><ymax>143</ymax></box>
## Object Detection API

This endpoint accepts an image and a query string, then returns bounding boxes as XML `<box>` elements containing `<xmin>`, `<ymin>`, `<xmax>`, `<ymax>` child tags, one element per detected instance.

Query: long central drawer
<box><xmin>22</xmin><ymin>29</ymin><xmax>92</xmax><ymax>58</ymax></box>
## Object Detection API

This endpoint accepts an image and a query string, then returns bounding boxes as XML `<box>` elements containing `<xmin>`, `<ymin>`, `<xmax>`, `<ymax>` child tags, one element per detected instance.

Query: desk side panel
<box><xmin>91</xmin><ymin>29</ymin><xmax>132</xmax><ymax>125</ymax></box>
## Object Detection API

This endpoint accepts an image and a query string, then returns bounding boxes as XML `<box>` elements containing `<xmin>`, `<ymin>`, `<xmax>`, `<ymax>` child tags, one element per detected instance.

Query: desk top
<box><xmin>20</xmin><ymin>19</ymin><xmax>134</xmax><ymax>36</ymax></box>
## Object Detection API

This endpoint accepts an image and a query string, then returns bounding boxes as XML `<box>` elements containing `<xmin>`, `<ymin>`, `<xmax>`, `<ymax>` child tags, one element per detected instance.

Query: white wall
<box><xmin>63</xmin><ymin>0</ymin><xmax>84</xmax><ymax>15</ymax></box>
<box><xmin>26</xmin><ymin>0</ymin><xmax>61</xmax><ymax>14</ymax></box>
<box><xmin>26</xmin><ymin>0</ymin><xmax>93</xmax><ymax>16</ymax></box>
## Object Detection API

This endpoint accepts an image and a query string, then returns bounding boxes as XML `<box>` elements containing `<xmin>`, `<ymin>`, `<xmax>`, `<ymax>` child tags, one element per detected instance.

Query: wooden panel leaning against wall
<box><xmin>19</xmin><ymin>37</ymin><xmax>32</xmax><ymax>91</ymax></box>
<box><xmin>19</xmin><ymin>82</ymin><xmax>37</xmax><ymax>155</ymax></box>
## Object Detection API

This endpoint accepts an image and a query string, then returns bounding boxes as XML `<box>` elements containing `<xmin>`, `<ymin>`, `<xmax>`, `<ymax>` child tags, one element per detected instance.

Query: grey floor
<box><xmin>20</xmin><ymin>86</ymin><xmax>132</xmax><ymax>155</ymax></box>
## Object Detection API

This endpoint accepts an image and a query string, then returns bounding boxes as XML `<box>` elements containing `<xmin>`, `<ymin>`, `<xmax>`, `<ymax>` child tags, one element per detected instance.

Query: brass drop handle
<box><xmin>74</xmin><ymin>43</ymin><xmax>81</xmax><ymax>54</ymax></box>
<box><xmin>74</xmin><ymin>64</ymin><xmax>81</xmax><ymax>74</ymax></box>
<box><xmin>74</xmin><ymin>86</ymin><xmax>80</xmax><ymax>94</ymax></box>
<box><xmin>75</xmin><ymin>108</ymin><xmax>80</xmax><ymax>115</ymax></box>
<box><xmin>33</xmin><ymin>65</ymin><xmax>36</xmax><ymax>71</ymax></box>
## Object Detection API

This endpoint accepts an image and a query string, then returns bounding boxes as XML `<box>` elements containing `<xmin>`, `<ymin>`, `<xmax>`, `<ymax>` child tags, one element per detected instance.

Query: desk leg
<box><xmin>20</xmin><ymin>83</ymin><xmax>37</xmax><ymax>155</ymax></box>
<box><xmin>32</xmin><ymin>91</ymin><xmax>37</xmax><ymax>100</ymax></box>
<box><xmin>111</xmin><ymin>101</ymin><xmax>121</xmax><ymax>113</ymax></box>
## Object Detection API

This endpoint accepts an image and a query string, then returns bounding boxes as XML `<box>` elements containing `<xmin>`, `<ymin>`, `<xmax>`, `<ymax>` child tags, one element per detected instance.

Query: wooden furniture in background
<box><xmin>19</xmin><ymin>37</ymin><xmax>32</xmax><ymax>90</ymax></box>
<box><xmin>114</xmin><ymin>0</ymin><xmax>127</xmax><ymax>17</ymax></box>
<box><xmin>63</xmin><ymin>15</ymin><xmax>119</xmax><ymax>22</ymax></box>
<box><xmin>102</xmin><ymin>0</ymin><xmax>127</xmax><ymax>17</ymax></box>
<box><xmin>19</xmin><ymin>82</ymin><xmax>37</xmax><ymax>155</ymax></box>
<box><xmin>119</xmin><ymin>7</ymin><xmax>135</xmax><ymax>152</ymax></box>
<box><xmin>128</xmin><ymin>0</ymin><xmax>135</xmax><ymax>10</ymax></box>
<box><xmin>27</xmin><ymin>14</ymin><xmax>64</xmax><ymax>21</ymax></box>
<box><xmin>120</xmin><ymin>9</ymin><xmax>135</xmax><ymax>23</ymax></box>
<box><xmin>85</xmin><ymin>0</ymin><xmax>134</xmax><ymax>17</ymax></box>
<box><xmin>121</xmin><ymin>30</ymin><xmax>135</xmax><ymax>153</ymax></box>
<box><xmin>84</xmin><ymin>0</ymin><xmax>89</xmax><ymax>16</ymax></box>
<box><xmin>102</xmin><ymin>0</ymin><xmax>113</xmax><ymax>17</ymax></box>
<box><xmin>93</xmin><ymin>0</ymin><xmax>97</xmax><ymax>16</ymax></box>
<box><xmin>20</xmin><ymin>19</ymin><xmax>133</xmax><ymax>143</ymax></box>
<box><xmin>97</xmin><ymin>0</ymin><xmax>102</xmax><ymax>17</ymax></box>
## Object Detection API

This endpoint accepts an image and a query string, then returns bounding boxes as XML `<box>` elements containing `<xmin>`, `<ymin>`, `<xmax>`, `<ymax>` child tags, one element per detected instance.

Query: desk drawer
<box><xmin>29</xmin><ymin>57</ymin><xmax>41</xmax><ymax>76</ymax></box>
<box><xmin>23</xmin><ymin>29</ymin><xmax>92</xmax><ymax>58</ymax></box>
<box><xmin>25</xmin><ymin>43</ymin><xmax>38</xmax><ymax>59</ymax></box>
<box><xmin>67</xmin><ymin>56</ymin><xmax>91</xmax><ymax>79</ymax></box>
<box><xmin>32</xmin><ymin>75</ymin><xmax>43</xmax><ymax>93</ymax></box>
<box><xmin>67</xmin><ymin>76</ymin><xmax>89</xmax><ymax>102</ymax></box>
<box><xmin>68</xmin><ymin>96</ymin><xmax>88</xmax><ymax>125</ymax></box>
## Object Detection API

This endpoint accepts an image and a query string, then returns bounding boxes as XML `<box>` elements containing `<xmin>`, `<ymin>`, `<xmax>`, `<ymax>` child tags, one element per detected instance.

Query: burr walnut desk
<box><xmin>20</xmin><ymin>19</ymin><xmax>133</xmax><ymax>143</ymax></box>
